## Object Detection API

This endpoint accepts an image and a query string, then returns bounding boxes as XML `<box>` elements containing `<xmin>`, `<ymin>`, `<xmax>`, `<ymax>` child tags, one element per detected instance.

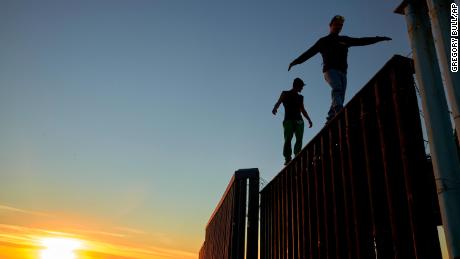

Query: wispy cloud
<box><xmin>0</xmin><ymin>240</ymin><xmax>37</xmax><ymax>250</ymax></box>
<box><xmin>113</xmin><ymin>226</ymin><xmax>177</xmax><ymax>246</ymax></box>
<box><xmin>114</xmin><ymin>226</ymin><xmax>146</xmax><ymax>235</ymax></box>
<box><xmin>66</xmin><ymin>228</ymin><xmax>126</xmax><ymax>238</ymax></box>
<box><xmin>78</xmin><ymin>250</ymin><xmax>136</xmax><ymax>259</ymax></box>
<box><xmin>0</xmin><ymin>223</ymin><xmax>77</xmax><ymax>247</ymax></box>
<box><xmin>145</xmin><ymin>245</ymin><xmax>197</xmax><ymax>258</ymax></box>
<box><xmin>0</xmin><ymin>204</ymin><xmax>51</xmax><ymax>217</ymax></box>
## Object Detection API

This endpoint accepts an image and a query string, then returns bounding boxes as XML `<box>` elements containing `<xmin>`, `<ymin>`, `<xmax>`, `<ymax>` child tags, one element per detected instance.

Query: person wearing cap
<box><xmin>288</xmin><ymin>15</ymin><xmax>392</xmax><ymax>121</ymax></box>
<box><xmin>272</xmin><ymin>77</ymin><xmax>313</xmax><ymax>165</ymax></box>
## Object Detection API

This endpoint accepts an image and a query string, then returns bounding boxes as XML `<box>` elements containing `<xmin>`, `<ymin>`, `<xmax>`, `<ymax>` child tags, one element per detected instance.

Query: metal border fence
<box><xmin>199</xmin><ymin>168</ymin><xmax>259</xmax><ymax>259</ymax></box>
<box><xmin>260</xmin><ymin>55</ymin><xmax>442</xmax><ymax>259</ymax></box>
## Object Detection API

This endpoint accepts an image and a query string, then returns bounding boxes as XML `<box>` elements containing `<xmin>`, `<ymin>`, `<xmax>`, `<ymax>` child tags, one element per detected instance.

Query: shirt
<box><xmin>282</xmin><ymin>90</ymin><xmax>304</xmax><ymax>121</ymax></box>
<box><xmin>292</xmin><ymin>34</ymin><xmax>385</xmax><ymax>73</ymax></box>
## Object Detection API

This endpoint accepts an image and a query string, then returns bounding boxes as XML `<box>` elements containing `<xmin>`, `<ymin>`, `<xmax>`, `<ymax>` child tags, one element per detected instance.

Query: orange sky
<box><xmin>0</xmin><ymin>205</ymin><xmax>198</xmax><ymax>259</ymax></box>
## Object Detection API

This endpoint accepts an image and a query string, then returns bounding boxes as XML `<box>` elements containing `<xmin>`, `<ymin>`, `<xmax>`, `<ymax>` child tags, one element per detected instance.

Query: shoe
<box><xmin>284</xmin><ymin>158</ymin><xmax>291</xmax><ymax>165</ymax></box>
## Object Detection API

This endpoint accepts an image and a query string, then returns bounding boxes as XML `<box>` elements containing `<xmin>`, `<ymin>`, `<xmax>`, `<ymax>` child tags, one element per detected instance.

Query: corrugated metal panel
<box><xmin>260</xmin><ymin>55</ymin><xmax>441</xmax><ymax>259</ymax></box>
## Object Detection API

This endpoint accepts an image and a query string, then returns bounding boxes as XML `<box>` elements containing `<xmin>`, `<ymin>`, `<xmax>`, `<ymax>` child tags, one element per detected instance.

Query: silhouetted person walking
<box><xmin>273</xmin><ymin>78</ymin><xmax>312</xmax><ymax>165</ymax></box>
<box><xmin>288</xmin><ymin>15</ymin><xmax>391</xmax><ymax>121</ymax></box>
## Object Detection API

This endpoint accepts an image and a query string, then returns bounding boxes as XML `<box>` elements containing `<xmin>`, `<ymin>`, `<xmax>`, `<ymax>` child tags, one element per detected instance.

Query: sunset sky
<box><xmin>0</xmin><ymin>0</ymin><xmax>411</xmax><ymax>258</ymax></box>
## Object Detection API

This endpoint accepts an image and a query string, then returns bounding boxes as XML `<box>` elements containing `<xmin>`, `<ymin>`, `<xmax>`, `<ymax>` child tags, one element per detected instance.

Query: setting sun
<box><xmin>39</xmin><ymin>237</ymin><xmax>83</xmax><ymax>259</ymax></box>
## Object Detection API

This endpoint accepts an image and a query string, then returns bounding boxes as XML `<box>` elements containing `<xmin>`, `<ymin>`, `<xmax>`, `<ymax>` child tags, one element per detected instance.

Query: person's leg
<box><xmin>339</xmin><ymin>70</ymin><xmax>347</xmax><ymax>109</ymax></box>
<box><xmin>293</xmin><ymin>120</ymin><xmax>305</xmax><ymax>155</ymax></box>
<box><xmin>283</xmin><ymin>120</ymin><xmax>295</xmax><ymax>163</ymax></box>
<box><xmin>324</xmin><ymin>69</ymin><xmax>345</xmax><ymax>121</ymax></box>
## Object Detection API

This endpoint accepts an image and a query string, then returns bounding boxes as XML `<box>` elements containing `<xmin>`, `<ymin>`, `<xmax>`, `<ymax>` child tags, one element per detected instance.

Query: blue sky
<box><xmin>0</xmin><ymin>0</ymin><xmax>411</xmax><ymax>257</ymax></box>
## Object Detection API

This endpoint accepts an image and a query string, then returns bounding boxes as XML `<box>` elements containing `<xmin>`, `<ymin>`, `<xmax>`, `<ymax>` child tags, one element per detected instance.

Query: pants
<box><xmin>283</xmin><ymin>120</ymin><xmax>304</xmax><ymax>161</ymax></box>
<box><xmin>324</xmin><ymin>69</ymin><xmax>347</xmax><ymax>121</ymax></box>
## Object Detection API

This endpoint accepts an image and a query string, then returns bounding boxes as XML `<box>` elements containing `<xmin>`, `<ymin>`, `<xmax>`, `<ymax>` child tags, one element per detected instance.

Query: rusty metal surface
<box><xmin>260</xmin><ymin>55</ymin><xmax>441</xmax><ymax>259</ymax></box>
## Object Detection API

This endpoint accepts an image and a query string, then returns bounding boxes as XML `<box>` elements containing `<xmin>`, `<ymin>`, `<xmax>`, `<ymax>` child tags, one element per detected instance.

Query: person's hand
<box><xmin>308</xmin><ymin>119</ymin><xmax>312</xmax><ymax>128</ymax></box>
<box><xmin>272</xmin><ymin>108</ymin><xmax>277</xmax><ymax>115</ymax></box>
<box><xmin>380</xmin><ymin>36</ymin><xmax>392</xmax><ymax>41</ymax></box>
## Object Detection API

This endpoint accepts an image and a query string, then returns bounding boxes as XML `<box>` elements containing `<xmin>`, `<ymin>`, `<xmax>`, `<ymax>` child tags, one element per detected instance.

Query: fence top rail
<box><xmin>206</xmin><ymin>168</ymin><xmax>259</xmax><ymax>228</ymax></box>
<box><xmin>261</xmin><ymin>55</ymin><xmax>414</xmax><ymax>193</ymax></box>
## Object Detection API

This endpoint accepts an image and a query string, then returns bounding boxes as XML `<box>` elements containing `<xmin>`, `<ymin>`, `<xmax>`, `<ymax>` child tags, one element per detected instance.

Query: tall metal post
<box><xmin>426</xmin><ymin>0</ymin><xmax>460</xmax><ymax>144</ymax></box>
<box><xmin>396</xmin><ymin>1</ymin><xmax>460</xmax><ymax>258</ymax></box>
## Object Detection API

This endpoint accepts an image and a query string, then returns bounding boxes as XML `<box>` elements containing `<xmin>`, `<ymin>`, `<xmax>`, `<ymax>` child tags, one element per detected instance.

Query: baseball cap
<box><xmin>293</xmin><ymin>77</ymin><xmax>305</xmax><ymax>87</ymax></box>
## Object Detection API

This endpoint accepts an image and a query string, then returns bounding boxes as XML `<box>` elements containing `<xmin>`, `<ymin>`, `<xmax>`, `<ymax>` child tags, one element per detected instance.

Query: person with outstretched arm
<box><xmin>288</xmin><ymin>15</ymin><xmax>391</xmax><ymax>121</ymax></box>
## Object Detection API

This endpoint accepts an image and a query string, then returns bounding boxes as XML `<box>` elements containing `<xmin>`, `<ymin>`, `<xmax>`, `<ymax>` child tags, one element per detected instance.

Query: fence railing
<box><xmin>199</xmin><ymin>168</ymin><xmax>259</xmax><ymax>259</ymax></box>
<box><xmin>259</xmin><ymin>55</ymin><xmax>442</xmax><ymax>259</ymax></box>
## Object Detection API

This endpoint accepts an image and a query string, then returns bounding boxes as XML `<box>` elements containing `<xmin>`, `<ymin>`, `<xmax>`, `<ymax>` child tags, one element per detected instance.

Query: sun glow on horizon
<box><xmin>39</xmin><ymin>237</ymin><xmax>83</xmax><ymax>259</ymax></box>
<box><xmin>0</xmin><ymin>222</ymin><xmax>199</xmax><ymax>259</ymax></box>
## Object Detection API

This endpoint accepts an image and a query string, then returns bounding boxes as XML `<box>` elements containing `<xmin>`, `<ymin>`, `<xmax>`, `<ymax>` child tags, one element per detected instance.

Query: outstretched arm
<box><xmin>272</xmin><ymin>92</ymin><xmax>285</xmax><ymax>115</ymax></box>
<box><xmin>346</xmin><ymin>36</ymin><xmax>392</xmax><ymax>47</ymax></box>
<box><xmin>288</xmin><ymin>41</ymin><xmax>320</xmax><ymax>71</ymax></box>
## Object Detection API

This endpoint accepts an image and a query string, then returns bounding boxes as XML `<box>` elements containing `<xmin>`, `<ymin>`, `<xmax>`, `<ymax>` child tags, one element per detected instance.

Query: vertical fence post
<box><xmin>200</xmin><ymin>169</ymin><xmax>259</xmax><ymax>259</ymax></box>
